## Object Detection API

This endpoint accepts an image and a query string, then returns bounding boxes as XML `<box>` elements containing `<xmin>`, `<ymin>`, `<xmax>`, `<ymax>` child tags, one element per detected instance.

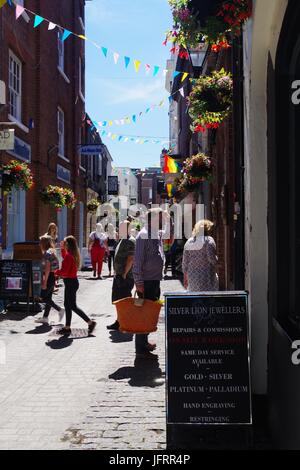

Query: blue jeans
<box><xmin>135</xmin><ymin>280</ymin><xmax>160</xmax><ymax>353</ymax></box>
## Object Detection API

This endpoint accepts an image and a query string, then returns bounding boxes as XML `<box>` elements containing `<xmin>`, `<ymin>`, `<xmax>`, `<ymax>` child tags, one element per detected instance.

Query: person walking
<box><xmin>55</xmin><ymin>236</ymin><xmax>96</xmax><ymax>336</ymax></box>
<box><xmin>35</xmin><ymin>235</ymin><xmax>65</xmax><ymax>324</ymax></box>
<box><xmin>88</xmin><ymin>223</ymin><xmax>108</xmax><ymax>279</ymax></box>
<box><xmin>107</xmin><ymin>221</ymin><xmax>136</xmax><ymax>331</ymax></box>
<box><xmin>182</xmin><ymin>219</ymin><xmax>219</xmax><ymax>292</ymax></box>
<box><xmin>106</xmin><ymin>223</ymin><xmax>118</xmax><ymax>277</ymax></box>
<box><xmin>133</xmin><ymin>208</ymin><xmax>165</xmax><ymax>358</ymax></box>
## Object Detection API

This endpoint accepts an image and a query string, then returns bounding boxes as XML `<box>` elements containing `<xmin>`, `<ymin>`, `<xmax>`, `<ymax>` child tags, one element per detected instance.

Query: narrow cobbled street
<box><xmin>0</xmin><ymin>269</ymin><xmax>184</xmax><ymax>450</ymax></box>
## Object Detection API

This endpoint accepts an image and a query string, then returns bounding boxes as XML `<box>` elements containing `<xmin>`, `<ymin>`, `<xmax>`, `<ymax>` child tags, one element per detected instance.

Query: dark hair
<box><xmin>65</xmin><ymin>236</ymin><xmax>81</xmax><ymax>269</ymax></box>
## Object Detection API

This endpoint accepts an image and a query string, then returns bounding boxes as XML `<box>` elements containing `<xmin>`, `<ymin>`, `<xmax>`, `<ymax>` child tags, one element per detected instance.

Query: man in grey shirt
<box><xmin>107</xmin><ymin>221</ymin><xmax>136</xmax><ymax>330</ymax></box>
<box><xmin>133</xmin><ymin>208</ymin><xmax>165</xmax><ymax>357</ymax></box>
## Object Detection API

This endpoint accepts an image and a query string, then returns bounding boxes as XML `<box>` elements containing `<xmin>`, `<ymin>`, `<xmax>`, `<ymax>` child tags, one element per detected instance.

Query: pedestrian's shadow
<box><xmin>25</xmin><ymin>325</ymin><xmax>52</xmax><ymax>335</ymax></box>
<box><xmin>109</xmin><ymin>330</ymin><xmax>133</xmax><ymax>343</ymax></box>
<box><xmin>45</xmin><ymin>336</ymin><xmax>73</xmax><ymax>349</ymax></box>
<box><xmin>109</xmin><ymin>357</ymin><xmax>165</xmax><ymax>388</ymax></box>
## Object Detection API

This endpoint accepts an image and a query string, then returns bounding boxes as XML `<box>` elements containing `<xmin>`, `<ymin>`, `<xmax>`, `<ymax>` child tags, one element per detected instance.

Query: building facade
<box><xmin>0</xmin><ymin>0</ymin><xmax>89</xmax><ymax>252</ymax></box>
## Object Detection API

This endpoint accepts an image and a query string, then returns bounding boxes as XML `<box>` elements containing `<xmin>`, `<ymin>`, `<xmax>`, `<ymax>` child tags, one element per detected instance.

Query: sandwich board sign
<box><xmin>165</xmin><ymin>291</ymin><xmax>251</xmax><ymax>426</ymax></box>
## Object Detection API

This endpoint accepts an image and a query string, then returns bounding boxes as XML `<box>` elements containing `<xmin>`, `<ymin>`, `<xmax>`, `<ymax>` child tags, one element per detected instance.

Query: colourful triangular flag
<box><xmin>78</xmin><ymin>34</ymin><xmax>87</xmax><ymax>40</ymax></box>
<box><xmin>153</xmin><ymin>66</ymin><xmax>160</xmax><ymax>77</ymax></box>
<box><xmin>113</xmin><ymin>52</ymin><xmax>119</xmax><ymax>64</ymax></box>
<box><xmin>109</xmin><ymin>121</ymin><xmax>113</xmax><ymax>126</ymax></box>
<box><xmin>168</xmin><ymin>96</ymin><xmax>173</xmax><ymax>103</ymax></box>
<box><xmin>134</xmin><ymin>60</ymin><xmax>141</xmax><ymax>73</ymax></box>
<box><xmin>34</xmin><ymin>15</ymin><xmax>44</xmax><ymax>28</ymax></box>
<box><xmin>48</xmin><ymin>22</ymin><xmax>57</xmax><ymax>30</ymax></box>
<box><xmin>101</xmin><ymin>47</ymin><xmax>108</xmax><ymax>58</ymax></box>
<box><xmin>173</xmin><ymin>71</ymin><xmax>181</xmax><ymax>78</ymax></box>
<box><xmin>181</xmin><ymin>72</ymin><xmax>189</xmax><ymax>82</ymax></box>
<box><xmin>132</xmin><ymin>115</ymin><xmax>136</xmax><ymax>123</ymax></box>
<box><xmin>146</xmin><ymin>108</ymin><xmax>150</xmax><ymax>113</ymax></box>
<box><xmin>0</xmin><ymin>0</ymin><xmax>7</xmax><ymax>9</ymax></box>
<box><xmin>124</xmin><ymin>56</ymin><xmax>130</xmax><ymax>68</ymax></box>
<box><xmin>118</xmin><ymin>136</ymin><xmax>123</xmax><ymax>141</ymax></box>
<box><xmin>159</xmin><ymin>100</ymin><xmax>164</xmax><ymax>107</ymax></box>
<box><xmin>145</xmin><ymin>64</ymin><xmax>151</xmax><ymax>74</ymax></box>
<box><xmin>163</xmin><ymin>69</ymin><xmax>168</xmax><ymax>77</ymax></box>
<box><xmin>179</xmin><ymin>88</ymin><xmax>185</xmax><ymax>97</ymax></box>
<box><xmin>15</xmin><ymin>4</ymin><xmax>25</xmax><ymax>18</ymax></box>
<box><xmin>62</xmin><ymin>30</ymin><xmax>72</xmax><ymax>42</ymax></box>
<box><xmin>102</xmin><ymin>121</ymin><xmax>107</xmax><ymax>127</ymax></box>
<box><xmin>111</xmin><ymin>134</ymin><xmax>117</xmax><ymax>140</ymax></box>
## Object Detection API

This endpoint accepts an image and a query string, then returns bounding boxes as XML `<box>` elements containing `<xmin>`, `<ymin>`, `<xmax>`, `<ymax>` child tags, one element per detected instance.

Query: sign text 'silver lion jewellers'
<box><xmin>165</xmin><ymin>292</ymin><xmax>252</xmax><ymax>426</ymax></box>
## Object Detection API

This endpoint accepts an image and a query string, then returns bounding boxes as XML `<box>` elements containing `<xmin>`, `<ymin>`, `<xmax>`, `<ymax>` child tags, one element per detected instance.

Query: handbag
<box><xmin>113</xmin><ymin>292</ymin><xmax>162</xmax><ymax>334</ymax></box>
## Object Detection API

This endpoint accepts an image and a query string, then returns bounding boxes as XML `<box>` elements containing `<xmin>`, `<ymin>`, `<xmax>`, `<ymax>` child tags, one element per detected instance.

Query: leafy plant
<box><xmin>175</xmin><ymin>153</ymin><xmax>213</xmax><ymax>193</ymax></box>
<box><xmin>40</xmin><ymin>185</ymin><xmax>76</xmax><ymax>210</ymax></box>
<box><xmin>87</xmin><ymin>198</ymin><xmax>100</xmax><ymax>213</ymax></box>
<box><xmin>1</xmin><ymin>160</ymin><xmax>34</xmax><ymax>194</ymax></box>
<box><xmin>188</xmin><ymin>69</ymin><xmax>233</xmax><ymax>132</ymax></box>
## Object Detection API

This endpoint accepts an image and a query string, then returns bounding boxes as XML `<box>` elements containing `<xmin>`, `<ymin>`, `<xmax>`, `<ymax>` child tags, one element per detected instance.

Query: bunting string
<box><xmin>5</xmin><ymin>0</ymin><xmax>191</xmax><ymax>82</ymax></box>
<box><xmin>96</xmin><ymin>128</ymin><xmax>176</xmax><ymax>147</ymax></box>
<box><xmin>86</xmin><ymin>83</ymin><xmax>189</xmax><ymax>128</ymax></box>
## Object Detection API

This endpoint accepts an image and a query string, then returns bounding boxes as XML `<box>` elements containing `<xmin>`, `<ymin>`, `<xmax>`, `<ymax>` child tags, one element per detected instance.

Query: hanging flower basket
<box><xmin>87</xmin><ymin>198</ymin><xmax>100</xmax><ymax>214</ymax></box>
<box><xmin>165</xmin><ymin>0</ymin><xmax>252</xmax><ymax>52</ymax></box>
<box><xmin>0</xmin><ymin>160</ymin><xmax>34</xmax><ymax>194</ymax></box>
<box><xmin>176</xmin><ymin>153</ymin><xmax>213</xmax><ymax>193</ymax></box>
<box><xmin>40</xmin><ymin>185</ymin><xmax>76</xmax><ymax>210</ymax></box>
<box><xmin>188</xmin><ymin>69</ymin><xmax>233</xmax><ymax>132</ymax></box>
<box><xmin>62</xmin><ymin>188</ymin><xmax>77</xmax><ymax>209</ymax></box>
<box><xmin>164</xmin><ymin>0</ymin><xmax>204</xmax><ymax>52</ymax></box>
<box><xmin>217</xmin><ymin>0</ymin><xmax>252</xmax><ymax>30</ymax></box>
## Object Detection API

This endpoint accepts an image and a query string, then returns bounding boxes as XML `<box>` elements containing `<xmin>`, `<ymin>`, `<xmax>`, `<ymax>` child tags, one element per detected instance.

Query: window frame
<box><xmin>57</xmin><ymin>107</ymin><xmax>66</xmax><ymax>159</ymax></box>
<box><xmin>8</xmin><ymin>50</ymin><xmax>22</xmax><ymax>122</ymax></box>
<box><xmin>57</xmin><ymin>30</ymin><xmax>65</xmax><ymax>72</ymax></box>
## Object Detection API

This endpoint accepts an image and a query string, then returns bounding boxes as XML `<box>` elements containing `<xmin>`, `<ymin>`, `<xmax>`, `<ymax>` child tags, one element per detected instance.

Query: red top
<box><xmin>55</xmin><ymin>251</ymin><xmax>77</xmax><ymax>279</ymax></box>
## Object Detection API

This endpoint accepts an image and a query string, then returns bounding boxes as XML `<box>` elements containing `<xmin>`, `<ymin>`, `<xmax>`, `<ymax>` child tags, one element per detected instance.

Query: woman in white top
<box><xmin>88</xmin><ymin>223</ymin><xmax>108</xmax><ymax>279</ymax></box>
<box><xmin>182</xmin><ymin>220</ymin><xmax>219</xmax><ymax>292</ymax></box>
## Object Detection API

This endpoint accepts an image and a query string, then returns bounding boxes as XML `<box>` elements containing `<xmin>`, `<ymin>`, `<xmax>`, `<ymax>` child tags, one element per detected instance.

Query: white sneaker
<box><xmin>35</xmin><ymin>317</ymin><xmax>49</xmax><ymax>324</ymax></box>
<box><xmin>58</xmin><ymin>308</ymin><xmax>65</xmax><ymax>323</ymax></box>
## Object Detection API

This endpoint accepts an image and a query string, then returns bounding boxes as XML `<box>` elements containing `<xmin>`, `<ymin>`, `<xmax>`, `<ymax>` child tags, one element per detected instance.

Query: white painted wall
<box><xmin>115</xmin><ymin>167</ymin><xmax>138</xmax><ymax>202</ymax></box>
<box><xmin>243</xmin><ymin>0</ymin><xmax>288</xmax><ymax>393</ymax></box>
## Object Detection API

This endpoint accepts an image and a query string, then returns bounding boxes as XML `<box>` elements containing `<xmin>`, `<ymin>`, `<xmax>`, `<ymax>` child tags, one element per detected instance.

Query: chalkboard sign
<box><xmin>165</xmin><ymin>292</ymin><xmax>251</xmax><ymax>426</ymax></box>
<box><xmin>0</xmin><ymin>260</ymin><xmax>31</xmax><ymax>301</ymax></box>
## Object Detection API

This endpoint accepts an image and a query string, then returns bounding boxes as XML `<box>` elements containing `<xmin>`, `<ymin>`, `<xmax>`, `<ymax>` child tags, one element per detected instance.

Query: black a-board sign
<box><xmin>165</xmin><ymin>291</ymin><xmax>251</xmax><ymax>426</ymax></box>
<box><xmin>0</xmin><ymin>260</ymin><xmax>32</xmax><ymax>301</ymax></box>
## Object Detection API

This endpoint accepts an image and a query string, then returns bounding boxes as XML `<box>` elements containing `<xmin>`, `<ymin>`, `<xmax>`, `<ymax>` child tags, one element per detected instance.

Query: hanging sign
<box><xmin>80</xmin><ymin>145</ymin><xmax>103</xmax><ymax>155</ymax></box>
<box><xmin>108</xmin><ymin>176</ymin><xmax>119</xmax><ymax>195</ymax></box>
<box><xmin>165</xmin><ymin>291</ymin><xmax>251</xmax><ymax>426</ymax></box>
<box><xmin>0</xmin><ymin>129</ymin><xmax>14</xmax><ymax>150</ymax></box>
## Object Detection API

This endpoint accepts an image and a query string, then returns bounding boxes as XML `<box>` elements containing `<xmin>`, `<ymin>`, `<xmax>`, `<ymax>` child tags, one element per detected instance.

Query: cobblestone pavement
<box><xmin>0</xmin><ymin>268</ymin><xmax>184</xmax><ymax>450</ymax></box>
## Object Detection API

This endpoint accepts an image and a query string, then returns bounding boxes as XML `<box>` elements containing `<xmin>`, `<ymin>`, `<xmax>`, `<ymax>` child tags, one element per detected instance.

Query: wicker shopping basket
<box><xmin>113</xmin><ymin>295</ymin><xmax>162</xmax><ymax>334</ymax></box>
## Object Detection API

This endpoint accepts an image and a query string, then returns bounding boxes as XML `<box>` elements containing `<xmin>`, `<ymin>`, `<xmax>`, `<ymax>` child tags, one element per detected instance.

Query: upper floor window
<box><xmin>57</xmin><ymin>107</ymin><xmax>65</xmax><ymax>157</ymax></box>
<box><xmin>9</xmin><ymin>51</ymin><xmax>22</xmax><ymax>121</ymax></box>
<box><xmin>58</xmin><ymin>30</ymin><xmax>64</xmax><ymax>71</ymax></box>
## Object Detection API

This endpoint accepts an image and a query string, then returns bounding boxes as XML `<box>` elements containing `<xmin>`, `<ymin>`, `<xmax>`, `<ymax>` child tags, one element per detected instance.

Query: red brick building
<box><xmin>0</xmin><ymin>0</ymin><xmax>88</xmax><ymax>253</ymax></box>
